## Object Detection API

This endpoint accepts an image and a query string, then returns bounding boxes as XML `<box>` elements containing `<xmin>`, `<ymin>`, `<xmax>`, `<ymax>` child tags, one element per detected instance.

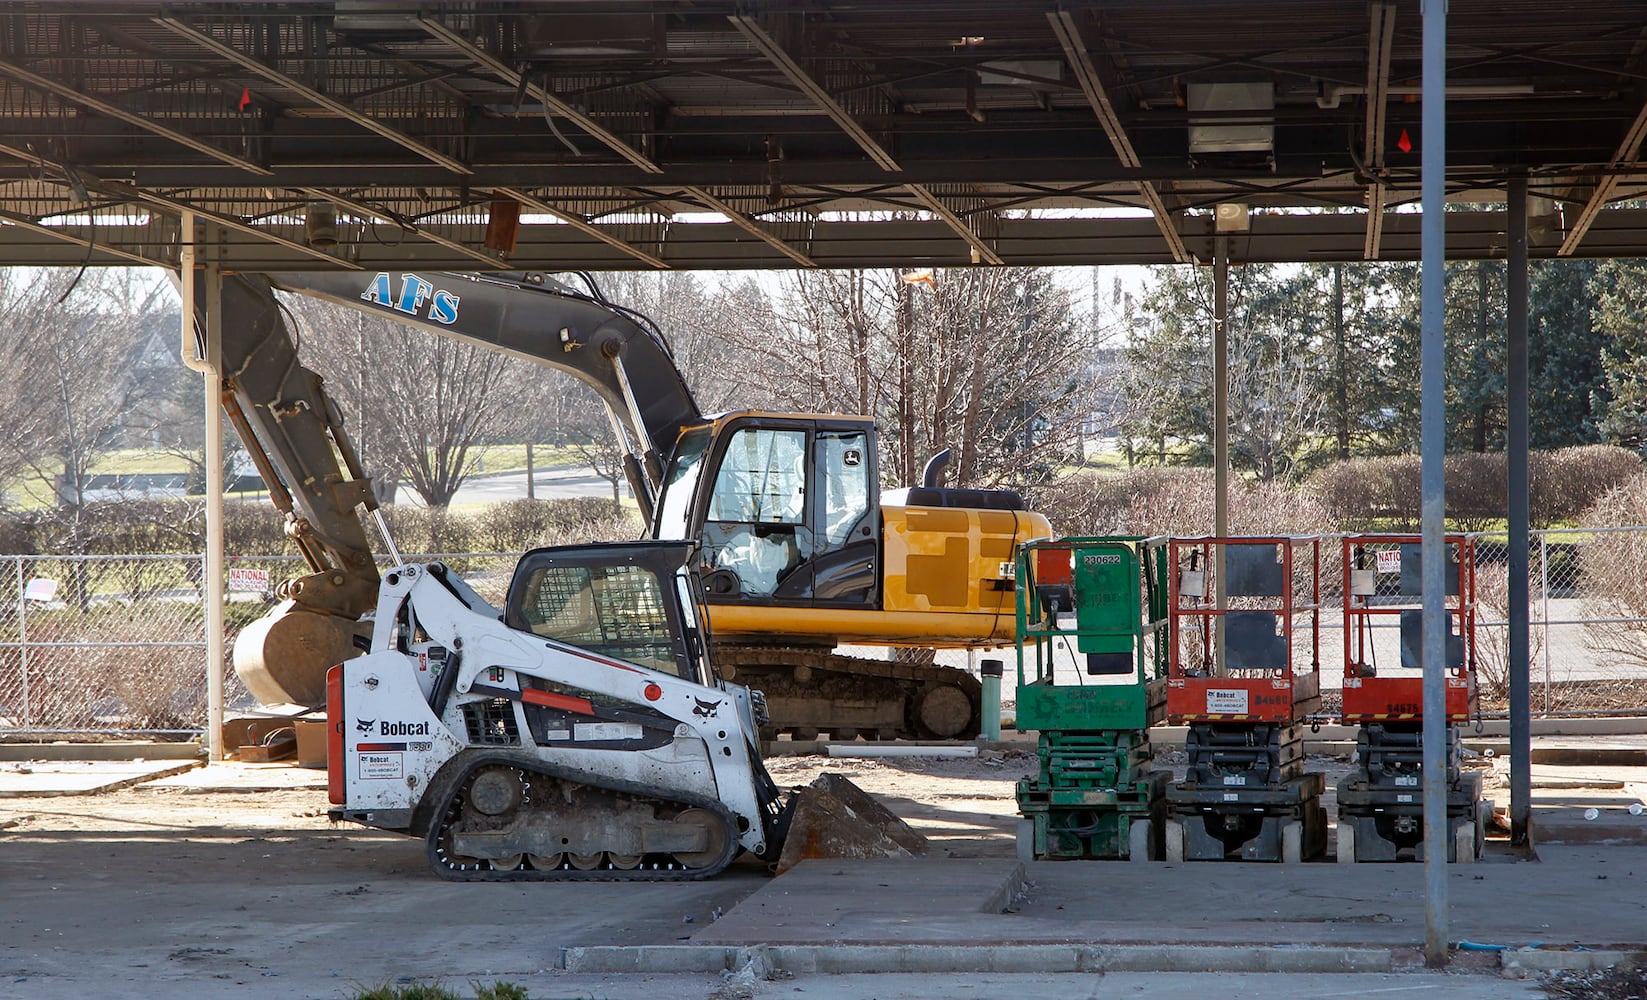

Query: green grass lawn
<box><xmin>466</xmin><ymin>444</ymin><xmax>584</xmax><ymax>475</ymax></box>
<box><xmin>93</xmin><ymin>449</ymin><xmax>194</xmax><ymax>474</ymax></box>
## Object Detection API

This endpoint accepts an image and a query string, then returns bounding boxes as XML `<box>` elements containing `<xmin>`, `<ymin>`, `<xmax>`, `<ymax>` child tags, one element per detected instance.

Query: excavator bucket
<box><xmin>775</xmin><ymin>772</ymin><xmax>928</xmax><ymax>874</ymax></box>
<box><xmin>233</xmin><ymin>600</ymin><xmax>369</xmax><ymax>707</ymax></box>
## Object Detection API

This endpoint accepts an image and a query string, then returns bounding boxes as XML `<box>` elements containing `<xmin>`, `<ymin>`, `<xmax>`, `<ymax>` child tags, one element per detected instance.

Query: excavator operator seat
<box><xmin>706</xmin><ymin>428</ymin><xmax>807</xmax><ymax>596</ymax></box>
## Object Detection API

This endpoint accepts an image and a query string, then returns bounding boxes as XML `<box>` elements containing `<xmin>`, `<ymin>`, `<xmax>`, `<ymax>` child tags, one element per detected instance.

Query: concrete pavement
<box><xmin>2</xmin><ymin>749</ymin><xmax>1644</xmax><ymax>997</ymax></box>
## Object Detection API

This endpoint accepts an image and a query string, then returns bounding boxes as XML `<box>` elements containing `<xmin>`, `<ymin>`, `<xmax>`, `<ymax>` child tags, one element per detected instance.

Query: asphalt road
<box><xmin>401</xmin><ymin>466</ymin><xmax>625</xmax><ymax>506</ymax></box>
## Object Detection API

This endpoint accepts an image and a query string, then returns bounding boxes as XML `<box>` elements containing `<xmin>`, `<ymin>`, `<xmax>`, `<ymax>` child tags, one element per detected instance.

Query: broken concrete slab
<box><xmin>0</xmin><ymin>741</ymin><xmax>201</xmax><ymax>762</ymax></box>
<box><xmin>561</xmin><ymin>942</ymin><xmax>1397</xmax><ymax>975</ymax></box>
<box><xmin>1531</xmin><ymin>744</ymin><xmax>1647</xmax><ymax>767</ymax></box>
<box><xmin>0</xmin><ymin>759</ymin><xmax>198</xmax><ymax>797</ymax></box>
<box><xmin>139</xmin><ymin>760</ymin><xmax>327</xmax><ymax>793</ymax></box>
<box><xmin>775</xmin><ymin>772</ymin><xmax>928</xmax><ymax>874</ymax></box>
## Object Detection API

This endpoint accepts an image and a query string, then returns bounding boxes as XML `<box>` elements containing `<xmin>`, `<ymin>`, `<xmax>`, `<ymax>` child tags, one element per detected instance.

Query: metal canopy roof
<box><xmin>2</xmin><ymin>1</ymin><xmax>1647</xmax><ymax>272</ymax></box>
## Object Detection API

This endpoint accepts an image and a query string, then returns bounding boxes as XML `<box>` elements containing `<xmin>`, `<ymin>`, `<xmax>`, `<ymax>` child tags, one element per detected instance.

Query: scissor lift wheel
<box><xmin>1129</xmin><ymin>819</ymin><xmax>1153</xmax><ymax>862</ymax></box>
<box><xmin>1164</xmin><ymin>819</ymin><xmax>1185</xmax><ymax>863</ymax></box>
<box><xmin>1281</xmin><ymin>820</ymin><xmax>1303</xmax><ymax>865</ymax></box>
<box><xmin>1336</xmin><ymin>820</ymin><xmax>1356</xmax><ymax>864</ymax></box>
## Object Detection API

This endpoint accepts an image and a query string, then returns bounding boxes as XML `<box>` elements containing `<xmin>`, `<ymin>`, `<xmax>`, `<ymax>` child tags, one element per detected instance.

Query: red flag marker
<box><xmin>1396</xmin><ymin>128</ymin><xmax>1412</xmax><ymax>154</ymax></box>
<box><xmin>238</xmin><ymin>86</ymin><xmax>251</xmax><ymax>112</ymax></box>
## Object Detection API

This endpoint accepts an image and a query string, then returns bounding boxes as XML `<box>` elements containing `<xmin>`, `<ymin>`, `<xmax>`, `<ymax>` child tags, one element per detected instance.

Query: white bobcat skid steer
<box><xmin>326</xmin><ymin>541</ymin><xmax>787</xmax><ymax>880</ymax></box>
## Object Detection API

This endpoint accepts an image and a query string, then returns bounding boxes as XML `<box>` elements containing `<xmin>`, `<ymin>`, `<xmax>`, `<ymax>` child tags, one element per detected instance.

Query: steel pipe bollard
<box><xmin>980</xmin><ymin>658</ymin><xmax>1004</xmax><ymax>742</ymax></box>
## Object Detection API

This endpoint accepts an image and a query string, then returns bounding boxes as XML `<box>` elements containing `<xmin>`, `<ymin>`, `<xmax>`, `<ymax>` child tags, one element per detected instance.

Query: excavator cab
<box><xmin>654</xmin><ymin>413</ymin><xmax>880</xmax><ymax>610</ymax></box>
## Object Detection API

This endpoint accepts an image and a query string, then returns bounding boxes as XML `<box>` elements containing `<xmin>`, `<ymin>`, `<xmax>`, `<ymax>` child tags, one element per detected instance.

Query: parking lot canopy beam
<box><xmin>1047</xmin><ymin>10</ymin><xmax>1189</xmax><ymax>264</ymax></box>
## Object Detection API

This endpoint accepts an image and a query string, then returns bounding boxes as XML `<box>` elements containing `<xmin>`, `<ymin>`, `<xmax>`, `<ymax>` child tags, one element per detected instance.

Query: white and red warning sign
<box><xmin>228</xmin><ymin>567</ymin><xmax>271</xmax><ymax>594</ymax></box>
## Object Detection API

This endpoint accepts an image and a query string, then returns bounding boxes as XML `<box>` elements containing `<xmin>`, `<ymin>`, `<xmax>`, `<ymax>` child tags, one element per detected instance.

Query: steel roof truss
<box><xmin>494</xmin><ymin>186</ymin><xmax>669</xmax><ymax>270</ymax></box>
<box><xmin>296</xmin><ymin>188</ymin><xmax>504</xmax><ymax>268</ymax></box>
<box><xmin>1363</xmin><ymin>1</ymin><xmax>1397</xmax><ymax>260</ymax></box>
<box><xmin>1047</xmin><ymin>10</ymin><xmax>1189</xmax><ymax>264</ymax></box>
<box><xmin>416</xmin><ymin>15</ymin><xmax>662</xmax><ymax>176</ymax></box>
<box><xmin>0</xmin><ymin>54</ymin><xmax>271</xmax><ymax>176</ymax></box>
<box><xmin>153</xmin><ymin>14</ymin><xmax>472</xmax><ymax>176</ymax></box>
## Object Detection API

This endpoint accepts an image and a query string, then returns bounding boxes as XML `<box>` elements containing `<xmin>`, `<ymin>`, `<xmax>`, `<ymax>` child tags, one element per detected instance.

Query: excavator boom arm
<box><xmin>258</xmin><ymin>270</ymin><xmax>701</xmax><ymax>519</ymax></box>
<box><xmin>195</xmin><ymin>270</ymin><xmax>703</xmax><ymax>707</ymax></box>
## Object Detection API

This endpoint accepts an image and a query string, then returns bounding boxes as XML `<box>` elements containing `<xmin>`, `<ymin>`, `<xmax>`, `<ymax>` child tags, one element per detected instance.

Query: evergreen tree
<box><xmin>1305</xmin><ymin>261</ymin><xmax>1415</xmax><ymax>458</ymax></box>
<box><xmin>1527</xmin><ymin>259</ymin><xmax>1606</xmax><ymax>448</ymax></box>
<box><xmin>1593</xmin><ymin>258</ymin><xmax>1647</xmax><ymax>452</ymax></box>
<box><xmin>1118</xmin><ymin>262</ymin><xmax>1332</xmax><ymax>480</ymax></box>
<box><xmin>1447</xmin><ymin>259</ymin><xmax>1509</xmax><ymax>452</ymax></box>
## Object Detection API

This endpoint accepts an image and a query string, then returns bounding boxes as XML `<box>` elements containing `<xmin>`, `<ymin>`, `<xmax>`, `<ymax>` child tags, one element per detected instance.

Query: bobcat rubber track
<box><xmin>423</xmin><ymin>751</ymin><xmax>741</xmax><ymax>882</ymax></box>
<box><xmin>716</xmin><ymin>644</ymin><xmax>984</xmax><ymax>740</ymax></box>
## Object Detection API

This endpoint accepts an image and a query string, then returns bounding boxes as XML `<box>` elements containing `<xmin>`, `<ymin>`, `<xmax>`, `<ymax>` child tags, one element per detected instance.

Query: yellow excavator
<box><xmin>206</xmin><ymin>269</ymin><xmax>1051</xmax><ymax>740</ymax></box>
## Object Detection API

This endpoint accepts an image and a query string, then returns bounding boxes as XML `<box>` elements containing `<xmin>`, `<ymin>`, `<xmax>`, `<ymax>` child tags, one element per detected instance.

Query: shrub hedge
<box><xmin>1035</xmin><ymin>466</ymin><xmax>1339</xmax><ymax>538</ymax></box>
<box><xmin>1307</xmin><ymin>445</ymin><xmax>1641</xmax><ymax>530</ymax></box>
<box><xmin>4</xmin><ymin>446</ymin><xmax>1638</xmax><ymax>559</ymax></box>
<box><xmin>0</xmin><ymin>497</ymin><xmax>642</xmax><ymax>558</ymax></box>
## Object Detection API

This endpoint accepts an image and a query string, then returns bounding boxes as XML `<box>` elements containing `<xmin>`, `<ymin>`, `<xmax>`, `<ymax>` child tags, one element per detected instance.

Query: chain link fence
<box><xmin>1</xmin><ymin>532</ymin><xmax>1644</xmax><ymax>737</ymax></box>
<box><xmin>0</xmin><ymin>553</ymin><xmax>516</xmax><ymax>737</ymax></box>
<box><xmin>0</xmin><ymin>556</ymin><xmax>210</xmax><ymax>735</ymax></box>
<box><xmin>1472</xmin><ymin>527</ymin><xmax>1647</xmax><ymax>716</ymax></box>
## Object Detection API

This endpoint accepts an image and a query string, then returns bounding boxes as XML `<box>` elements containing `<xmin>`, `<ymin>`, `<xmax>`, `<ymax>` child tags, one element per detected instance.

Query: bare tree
<box><xmin>729</xmin><ymin>267</ymin><xmax>1097</xmax><ymax>492</ymax></box>
<box><xmin>0</xmin><ymin>268</ymin><xmax>172</xmax><ymax>548</ymax></box>
<box><xmin>498</xmin><ymin>270</ymin><xmax>753</xmax><ymax>498</ymax></box>
<box><xmin>561</xmin><ymin>397</ymin><xmax>628</xmax><ymax>515</ymax></box>
<box><xmin>283</xmin><ymin>294</ymin><xmax>517</xmax><ymax>508</ymax></box>
<box><xmin>589</xmin><ymin>270</ymin><xmax>750</xmax><ymax>414</ymax></box>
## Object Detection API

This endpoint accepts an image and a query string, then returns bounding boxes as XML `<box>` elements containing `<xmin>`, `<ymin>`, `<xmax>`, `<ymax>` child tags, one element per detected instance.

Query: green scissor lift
<box><xmin>1014</xmin><ymin>536</ymin><xmax>1172</xmax><ymax>861</ymax></box>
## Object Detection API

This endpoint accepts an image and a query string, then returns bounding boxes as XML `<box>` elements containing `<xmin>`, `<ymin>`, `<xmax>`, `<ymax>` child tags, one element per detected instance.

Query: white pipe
<box><xmin>177</xmin><ymin>212</ymin><xmax>227</xmax><ymax>762</ymax></box>
<box><xmin>1317</xmin><ymin>82</ymin><xmax>1533</xmax><ymax>109</ymax></box>
<box><xmin>204</xmin><ymin>257</ymin><xmax>226</xmax><ymax>763</ymax></box>
<box><xmin>179</xmin><ymin>211</ymin><xmax>210</xmax><ymax>375</ymax></box>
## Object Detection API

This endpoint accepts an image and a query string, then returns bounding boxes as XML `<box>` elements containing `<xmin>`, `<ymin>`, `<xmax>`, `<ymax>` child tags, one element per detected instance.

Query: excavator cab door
<box><xmin>676</xmin><ymin>417</ymin><xmax>879</xmax><ymax>609</ymax></box>
<box><xmin>786</xmin><ymin>429</ymin><xmax>877</xmax><ymax>604</ymax></box>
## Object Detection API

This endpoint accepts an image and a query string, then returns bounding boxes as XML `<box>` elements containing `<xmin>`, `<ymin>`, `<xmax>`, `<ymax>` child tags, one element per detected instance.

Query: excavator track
<box><xmin>716</xmin><ymin>644</ymin><xmax>984</xmax><ymax>741</ymax></box>
<box><xmin>425</xmin><ymin>754</ymin><xmax>741</xmax><ymax>882</ymax></box>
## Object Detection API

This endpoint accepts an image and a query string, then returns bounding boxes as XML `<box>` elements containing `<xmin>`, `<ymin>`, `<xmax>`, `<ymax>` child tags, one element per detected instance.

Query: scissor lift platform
<box><xmin>1335</xmin><ymin>535</ymin><xmax>1486</xmax><ymax>863</ymax></box>
<box><xmin>1014</xmin><ymin>537</ymin><xmax>1171</xmax><ymax>861</ymax></box>
<box><xmin>1163</xmin><ymin>536</ymin><xmax>1327</xmax><ymax>863</ymax></box>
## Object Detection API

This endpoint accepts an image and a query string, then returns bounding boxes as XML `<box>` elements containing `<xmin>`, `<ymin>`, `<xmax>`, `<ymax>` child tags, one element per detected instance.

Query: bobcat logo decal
<box><xmin>692</xmin><ymin>698</ymin><xmax>722</xmax><ymax>720</ymax></box>
<box><xmin>355</xmin><ymin>718</ymin><xmax>375</xmax><ymax>734</ymax></box>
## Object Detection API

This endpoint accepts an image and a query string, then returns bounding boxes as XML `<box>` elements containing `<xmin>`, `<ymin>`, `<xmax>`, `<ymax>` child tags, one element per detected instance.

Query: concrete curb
<box><xmin>981</xmin><ymin>861</ymin><xmax>1028</xmax><ymax>914</ymax></box>
<box><xmin>1500</xmin><ymin>947</ymin><xmax>1647</xmax><ymax>972</ymax></box>
<box><xmin>559</xmin><ymin>943</ymin><xmax>1396</xmax><ymax>975</ymax></box>
<box><xmin>0</xmin><ymin>742</ymin><xmax>203</xmax><ymax>762</ymax></box>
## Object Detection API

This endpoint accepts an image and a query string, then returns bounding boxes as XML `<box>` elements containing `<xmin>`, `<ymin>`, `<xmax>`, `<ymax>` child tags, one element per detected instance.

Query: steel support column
<box><xmin>1214</xmin><ymin>236</ymin><xmax>1229</xmax><ymax>541</ymax></box>
<box><xmin>1507</xmin><ymin>174</ymin><xmax>1532</xmax><ymax>847</ymax></box>
<box><xmin>1213</xmin><ymin>236</ymin><xmax>1229</xmax><ymax>668</ymax></box>
<box><xmin>180</xmin><ymin>213</ymin><xmax>227</xmax><ymax>762</ymax></box>
<box><xmin>1420</xmin><ymin>0</ymin><xmax>1450</xmax><ymax>969</ymax></box>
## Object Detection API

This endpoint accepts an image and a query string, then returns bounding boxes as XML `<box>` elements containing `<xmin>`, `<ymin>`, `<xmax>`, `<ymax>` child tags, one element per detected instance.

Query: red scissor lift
<box><xmin>1335</xmin><ymin>534</ymin><xmax>1486</xmax><ymax>863</ymax></box>
<box><xmin>1163</xmin><ymin>536</ymin><xmax>1327</xmax><ymax>862</ymax></box>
